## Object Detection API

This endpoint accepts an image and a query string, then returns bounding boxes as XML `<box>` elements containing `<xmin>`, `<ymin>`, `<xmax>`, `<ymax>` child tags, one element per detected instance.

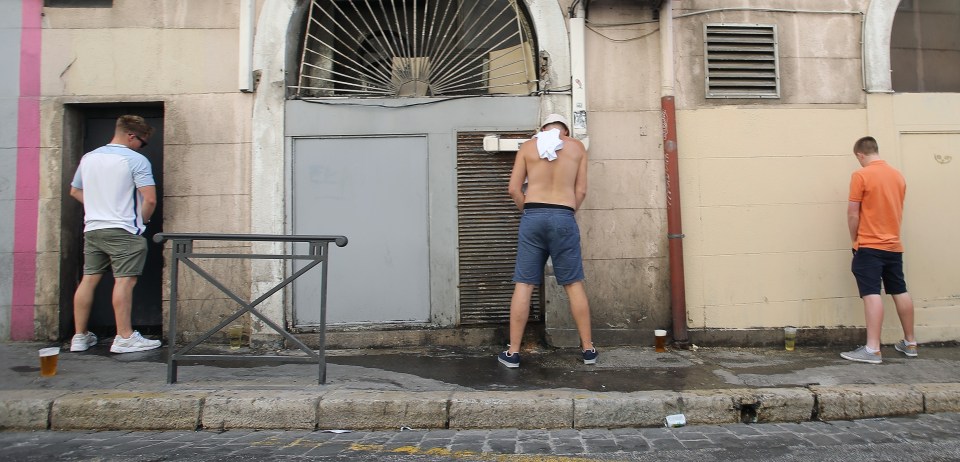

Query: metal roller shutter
<box><xmin>457</xmin><ymin>132</ymin><xmax>542</xmax><ymax>324</ymax></box>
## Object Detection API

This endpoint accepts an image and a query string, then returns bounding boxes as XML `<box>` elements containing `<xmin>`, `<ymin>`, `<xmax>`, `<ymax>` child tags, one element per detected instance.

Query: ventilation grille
<box><xmin>457</xmin><ymin>132</ymin><xmax>541</xmax><ymax>325</ymax></box>
<box><xmin>704</xmin><ymin>24</ymin><xmax>780</xmax><ymax>98</ymax></box>
<box><xmin>293</xmin><ymin>0</ymin><xmax>537</xmax><ymax>98</ymax></box>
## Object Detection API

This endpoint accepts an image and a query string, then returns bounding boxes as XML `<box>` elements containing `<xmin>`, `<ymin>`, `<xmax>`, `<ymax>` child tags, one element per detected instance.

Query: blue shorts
<box><xmin>851</xmin><ymin>247</ymin><xmax>908</xmax><ymax>297</ymax></box>
<box><xmin>513</xmin><ymin>206</ymin><xmax>585</xmax><ymax>286</ymax></box>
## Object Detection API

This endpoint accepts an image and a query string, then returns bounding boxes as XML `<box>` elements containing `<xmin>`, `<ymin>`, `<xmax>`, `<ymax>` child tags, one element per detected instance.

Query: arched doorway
<box><xmin>249</xmin><ymin>0</ymin><xmax>572</xmax><ymax>330</ymax></box>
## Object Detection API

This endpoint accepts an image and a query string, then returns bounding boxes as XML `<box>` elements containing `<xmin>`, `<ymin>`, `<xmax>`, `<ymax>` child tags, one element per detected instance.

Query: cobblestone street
<box><xmin>3</xmin><ymin>412</ymin><xmax>960</xmax><ymax>461</ymax></box>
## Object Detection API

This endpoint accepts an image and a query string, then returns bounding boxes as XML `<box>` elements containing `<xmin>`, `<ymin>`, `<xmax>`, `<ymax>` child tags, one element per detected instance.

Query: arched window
<box><xmin>890</xmin><ymin>0</ymin><xmax>960</xmax><ymax>92</ymax></box>
<box><xmin>293</xmin><ymin>0</ymin><xmax>537</xmax><ymax>98</ymax></box>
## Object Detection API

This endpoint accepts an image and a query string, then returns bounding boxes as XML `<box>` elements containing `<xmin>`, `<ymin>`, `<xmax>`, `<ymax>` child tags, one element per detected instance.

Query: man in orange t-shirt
<box><xmin>840</xmin><ymin>136</ymin><xmax>916</xmax><ymax>364</ymax></box>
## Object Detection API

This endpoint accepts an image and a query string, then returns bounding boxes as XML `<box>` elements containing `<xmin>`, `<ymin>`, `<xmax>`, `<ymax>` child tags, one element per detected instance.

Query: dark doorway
<box><xmin>59</xmin><ymin>104</ymin><xmax>165</xmax><ymax>340</ymax></box>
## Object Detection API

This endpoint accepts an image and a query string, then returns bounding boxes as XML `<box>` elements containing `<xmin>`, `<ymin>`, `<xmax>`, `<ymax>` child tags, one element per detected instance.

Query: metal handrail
<box><xmin>153</xmin><ymin>233</ymin><xmax>348</xmax><ymax>384</ymax></box>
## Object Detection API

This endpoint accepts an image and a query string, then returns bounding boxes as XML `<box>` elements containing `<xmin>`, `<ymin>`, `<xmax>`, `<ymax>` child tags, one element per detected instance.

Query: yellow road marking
<box><xmin>254</xmin><ymin>437</ymin><xmax>621</xmax><ymax>461</ymax></box>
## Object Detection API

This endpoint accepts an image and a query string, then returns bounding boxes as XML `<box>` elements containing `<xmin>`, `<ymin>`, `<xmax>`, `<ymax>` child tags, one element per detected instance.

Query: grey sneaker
<box><xmin>840</xmin><ymin>346</ymin><xmax>882</xmax><ymax>364</ymax></box>
<box><xmin>895</xmin><ymin>339</ymin><xmax>918</xmax><ymax>357</ymax></box>
<box><xmin>110</xmin><ymin>331</ymin><xmax>161</xmax><ymax>353</ymax></box>
<box><xmin>70</xmin><ymin>332</ymin><xmax>98</xmax><ymax>352</ymax></box>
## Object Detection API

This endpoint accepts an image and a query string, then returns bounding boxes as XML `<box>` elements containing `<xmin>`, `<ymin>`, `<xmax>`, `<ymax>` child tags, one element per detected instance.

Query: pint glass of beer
<box><xmin>39</xmin><ymin>347</ymin><xmax>60</xmax><ymax>377</ymax></box>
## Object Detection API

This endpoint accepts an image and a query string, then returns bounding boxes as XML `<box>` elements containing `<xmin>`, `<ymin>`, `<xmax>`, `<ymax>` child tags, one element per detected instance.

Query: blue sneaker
<box><xmin>582</xmin><ymin>348</ymin><xmax>598</xmax><ymax>365</ymax></box>
<box><xmin>498</xmin><ymin>350</ymin><xmax>520</xmax><ymax>368</ymax></box>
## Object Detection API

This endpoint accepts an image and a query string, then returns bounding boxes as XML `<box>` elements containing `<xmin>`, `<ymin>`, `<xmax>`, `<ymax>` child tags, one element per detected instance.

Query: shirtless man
<box><xmin>498</xmin><ymin>113</ymin><xmax>596</xmax><ymax>368</ymax></box>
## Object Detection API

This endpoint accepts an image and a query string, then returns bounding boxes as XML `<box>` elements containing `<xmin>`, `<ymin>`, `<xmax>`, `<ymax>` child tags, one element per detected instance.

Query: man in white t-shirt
<box><xmin>68</xmin><ymin>115</ymin><xmax>162</xmax><ymax>354</ymax></box>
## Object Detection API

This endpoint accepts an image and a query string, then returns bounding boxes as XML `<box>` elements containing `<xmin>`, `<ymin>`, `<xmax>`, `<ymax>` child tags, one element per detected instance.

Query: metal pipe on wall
<box><xmin>570</xmin><ymin>1</ymin><xmax>588</xmax><ymax>140</ymax></box>
<box><xmin>659</xmin><ymin>0</ymin><xmax>689</xmax><ymax>346</ymax></box>
<box><xmin>239</xmin><ymin>0</ymin><xmax>255</xmax><ymax>92</ymax></box>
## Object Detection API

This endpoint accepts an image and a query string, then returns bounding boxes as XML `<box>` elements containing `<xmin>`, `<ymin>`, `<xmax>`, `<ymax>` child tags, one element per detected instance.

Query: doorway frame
<box><xmin>58</xmin><ymin>102</ymin><xmax>165</xmax><ymax>340</ymax></box>
<box><xmin>249</xmin><ymin>0</ymin><xmax>571</xmax><ymax>335</ymax></box>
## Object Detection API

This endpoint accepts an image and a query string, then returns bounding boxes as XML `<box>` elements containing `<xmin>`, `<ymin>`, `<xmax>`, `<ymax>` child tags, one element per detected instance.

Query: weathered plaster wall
<box><xmin>675</xmin><ymin>0</ymin><xmax>867</xmax><ymax>107</ymax></box>
<box><xmin>548</xmin><ymin>1</ymin><xmax>672</xmax><ymax>346</ymax></box>
<box><xmin>37</xmin><ymin>0</ymin><xmax>255</xmax><ymax>341</ymax></box>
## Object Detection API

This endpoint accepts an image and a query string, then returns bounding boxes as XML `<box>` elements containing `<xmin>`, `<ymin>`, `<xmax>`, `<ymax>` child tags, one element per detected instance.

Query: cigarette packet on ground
<box><xmin>665</xmin><ymin>414</ymin><xmax>686</xmax><ymax>428</ymax></box>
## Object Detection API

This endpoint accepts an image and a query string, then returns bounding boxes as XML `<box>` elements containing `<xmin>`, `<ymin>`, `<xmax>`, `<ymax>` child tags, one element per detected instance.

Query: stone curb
<box><xmin>202</xmin><ymin>390</ymin><xmax>320</xmax><ymax>431</ymax></box>
<box><xmin>2</xmin><ymin>383</ymin><xmax>959</xmax><ymax>431</ymax></box>
<box><xmin>51</xmin><ymin>390</ymin><xmax>207</xmax><ymax>431</ymax></box>
<box><xmin>0</xmin><ymin>390</ymin><xmax>70</xmax><ymax>430</ymax></box>
<box><xmin>811</xmin><ymin>384</ymin><xmax>923</xmax><ymax>421</ymax></box>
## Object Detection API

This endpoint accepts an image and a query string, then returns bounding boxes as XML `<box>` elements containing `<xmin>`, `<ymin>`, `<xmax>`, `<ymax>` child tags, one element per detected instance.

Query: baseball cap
<box><xmin>541</xmin><ymin>113</ymin><xmax>570</xmax><ymax>133</ymax></box>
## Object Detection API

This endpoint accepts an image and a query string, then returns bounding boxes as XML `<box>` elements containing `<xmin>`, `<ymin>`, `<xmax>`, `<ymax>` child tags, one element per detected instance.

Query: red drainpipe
<box><xmin>661</xmin><ymin>96</ymin><xmax>688</xmax><ymax>346</ymax></box>
<box><xmin>660</xmin><ymin>0</ymin><xmax>689</xmax><ymax>346</ymax></box>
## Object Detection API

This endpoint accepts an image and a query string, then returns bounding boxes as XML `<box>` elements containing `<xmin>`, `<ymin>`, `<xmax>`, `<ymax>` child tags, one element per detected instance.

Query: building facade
<box><xmin>1</xmin><ymin>0</ymin><xmax>957</xmax><ymax>348</ymax></box>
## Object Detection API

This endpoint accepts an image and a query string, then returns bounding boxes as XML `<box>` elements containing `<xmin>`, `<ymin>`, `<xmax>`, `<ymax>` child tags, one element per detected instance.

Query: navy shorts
<box><xmin>513</xmin><ymin>206</ymin><xmax>585</xmax><ymax>286</ymax></box>
<box><xmin>851</xmin><ymin>247</ymin><xmax>908</xmax><ymax>297</ymax></box>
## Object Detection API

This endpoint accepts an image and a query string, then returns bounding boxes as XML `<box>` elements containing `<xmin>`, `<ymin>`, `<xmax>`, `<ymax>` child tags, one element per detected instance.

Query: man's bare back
<box><xmin>507</xmin><ymin>130</ymin><xmax>588</xmax><ymax>211</ymax></box>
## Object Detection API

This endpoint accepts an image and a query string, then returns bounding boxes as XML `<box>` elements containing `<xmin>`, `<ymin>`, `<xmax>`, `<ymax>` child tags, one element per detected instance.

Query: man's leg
<box><xmin>892</xmin><ymin>292</ymin><xmax>915</xmax><ymax>342</ymax></box>
<box><xmin>73</xmin><ymin>274</ymin><xmax>103</xmax><ymax>335</ymax></box>
<box><xmin>863</xmin><ymin>294</ymin><xmax>884</xmax><ymax>351</ymax></box>
<box><xmin>112</xmin><ymin>276</ymin><xmax>138</xmax><ymax>339</ymax></box>
<box><xmin>507</xmin><ymin>282</ymin><xmax>536</xmax><ymax>354</ymax></box>
<box><xmin>563</xmin><ymin>281</ymin><xmax>593</xmax><ymax>350</ymax></box>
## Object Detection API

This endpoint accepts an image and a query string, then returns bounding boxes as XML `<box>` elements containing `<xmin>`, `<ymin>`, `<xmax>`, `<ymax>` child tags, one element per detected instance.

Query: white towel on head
<box><xmin>534</xmin><ymin>128</ymin><xmax>564</xmax><ymax>161</ymax></box>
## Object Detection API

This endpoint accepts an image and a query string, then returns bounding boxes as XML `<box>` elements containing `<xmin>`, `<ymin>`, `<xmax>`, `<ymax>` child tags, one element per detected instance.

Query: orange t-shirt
<box><xmin>848</xmin><ymin>159</ymin><xmax>906</xmax><ymax>252</ymax></box>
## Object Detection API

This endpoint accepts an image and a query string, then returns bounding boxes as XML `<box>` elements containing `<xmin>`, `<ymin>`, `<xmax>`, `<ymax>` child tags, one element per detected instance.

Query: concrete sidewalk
<box><xmin>2</xmin><ymin>341</ymin><xmax>960</xmax><ymax>431</ymax></box>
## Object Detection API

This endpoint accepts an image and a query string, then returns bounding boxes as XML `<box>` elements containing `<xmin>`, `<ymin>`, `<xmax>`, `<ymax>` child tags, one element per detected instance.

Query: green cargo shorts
<box><xmin>83</xmin><ymin>228</ymin><xmax>148</xmax><ymax>277</ymax></box>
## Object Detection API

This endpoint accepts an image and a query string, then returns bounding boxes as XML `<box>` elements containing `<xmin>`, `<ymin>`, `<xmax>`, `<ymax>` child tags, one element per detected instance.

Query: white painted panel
<box><xmin>292</xmin><ymin>136</ymin><xmax>430</xmax><ymax>324</ymax></box>
<box><xmin>900</xmin><ymin>133</ymin><xmax>960</xmax><ymax>299</ymax></box>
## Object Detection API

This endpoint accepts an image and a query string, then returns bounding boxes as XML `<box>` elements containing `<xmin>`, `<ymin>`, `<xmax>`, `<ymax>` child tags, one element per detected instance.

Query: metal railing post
<box><xmin>154</xmin><ymin>233</ymin><xmax>347</xmax><ymax>384</ymax></box>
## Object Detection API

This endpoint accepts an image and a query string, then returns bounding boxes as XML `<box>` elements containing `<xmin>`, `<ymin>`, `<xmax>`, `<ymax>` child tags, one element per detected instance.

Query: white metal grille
<box><xmin>294</xmin><ymin>0</ymin><xmax>537</xmax><ymax>98</ymax></box>
<box><xmin>704</xmin><ymin>23</ymin><xmax>780</xmax><ymax>98</ymax></box>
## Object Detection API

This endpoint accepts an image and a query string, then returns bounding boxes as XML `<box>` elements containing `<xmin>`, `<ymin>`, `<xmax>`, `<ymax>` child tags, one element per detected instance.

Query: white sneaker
<box><xmin>70</xmin><ymin>332</ymin><xmax>98</xmax><ymax>352</ymax></box>
<box><xmin>110</xmin><ymin>331</ymin><xmax>161</xmax><ymax>353</ymax></box>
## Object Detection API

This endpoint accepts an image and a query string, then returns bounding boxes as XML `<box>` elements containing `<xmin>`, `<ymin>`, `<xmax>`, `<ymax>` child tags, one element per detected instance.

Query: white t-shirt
<box><xmin>71</xmin><ymin>144</ymin><xmax>155</xmax><ymax>235</ymax></box>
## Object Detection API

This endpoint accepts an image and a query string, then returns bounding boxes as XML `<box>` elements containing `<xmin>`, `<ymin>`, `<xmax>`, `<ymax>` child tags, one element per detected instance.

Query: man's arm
<box><xmin>139</xmin><ymin>185</ymin><xmax>157</xmax><ymax>223</ymax></box>
<box><xmin>69</xmin><ymin>187</ymin><xmax>84</xmax><ymax>204</ymax></box>
<box><xmin>574</xmin><ymin>147</ymin><xmax>588</xmax><ymax>210</ymax></box>
<box><xmin>847</xmin><ymin>201</ymin><xmax>861</xmax><ymax>246</ymax></box>
<box><xmin>507</xmin><ymin>146</ymin><xmax>529</xmax><ymax>211</ymax></box>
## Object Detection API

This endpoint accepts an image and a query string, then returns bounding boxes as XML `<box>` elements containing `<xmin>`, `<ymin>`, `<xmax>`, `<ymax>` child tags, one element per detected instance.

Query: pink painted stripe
<box><xmin>11</xmin><ymin>0</ymin><xmax>43</xmax><ymax>341</ymax></box>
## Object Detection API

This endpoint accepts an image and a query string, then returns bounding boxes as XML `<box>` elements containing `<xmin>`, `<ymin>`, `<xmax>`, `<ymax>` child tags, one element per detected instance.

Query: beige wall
<box><xmin>37</xmin><ymin>0</ymin><xmax>255</xmax><ymax>341</ymax></box>
<box><xmin>867</xmin><ymin>93</ymin><xmax>960</xmax><ymax>342</ymax></box>
<box><xmin>676</xmin><ymin>94</ymin><xmax>960</xmax><ymax>343</ymax></box>
<box><xmin>575</xmin><ymin>0</ymin><xmax>882</xmax><ymax>342</ymax></box>
<box><xmin>665</xmin><ymin>0</ymin><xmax>957</xmax><ymax>344</ymax></box>
<box><xmin>678</xmin><ymin>107</ymin><xmax>867</xmax><ymax>332</ymax></box>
